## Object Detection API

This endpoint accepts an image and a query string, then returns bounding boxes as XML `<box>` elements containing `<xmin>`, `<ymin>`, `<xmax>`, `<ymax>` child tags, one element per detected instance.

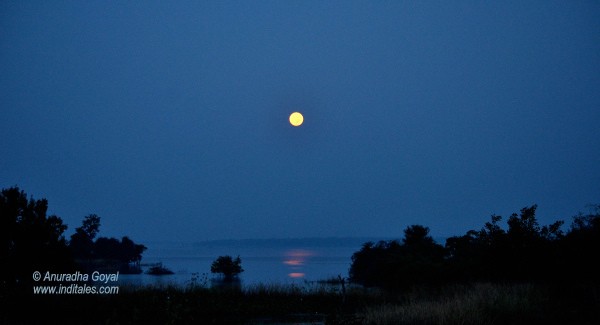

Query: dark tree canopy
<box><xmin>70</xmin><ymin>214</ymin><xmax>100</xmax><ymax>260</ymax></box>
<box><xmin>211</xmin><ymin>255</ymin><xmax>244</xmax><ymax>280</ymax></box>
<box><xmin>0</xmin><ymin>187</ymin><xmax>72</xmax><ymax>291</ymax></box>
<box><xmin>350</xmin><ymin>225</ymin><xmax>445</xmax><ymax>289</ymax></box>
<box><xmin>79</xmin><ymin>214</ymin><xmax>100</xmax><ymax>240</ymax></box>
<box><xmin>1</xmin><ymin>186</ymin><xmax>148</xmax><ymax>290</ymax></box>
<box><xmin>350</xmin><ymin>204</ymin><xmax>600</xmax><ymax>289</ymax></box>
<box><xmin>402</xmin><ymin>225</ymin><xmax>435</xmax><ymax>246</ymax></box>
<box><xmin>69</xmin><ymin>216</ymin><xmax>147</xmax><ymax>272</ymax></box>
<box><xmin>561</xmin><ymin>205</ymin><xmax>600</xmax><ymax>282</ymax></box>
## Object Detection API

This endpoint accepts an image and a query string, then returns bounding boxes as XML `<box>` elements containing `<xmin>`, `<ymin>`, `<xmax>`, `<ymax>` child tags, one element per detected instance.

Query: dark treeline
<box><xmin>2</xmin><ymin>186</ymin><xmax>599</xmax><ymax>324</ymax></box>
<box><xmin>0</xmin><ymin>186</ymin><xmax>146</xmax><ymax>293</ymax></box>
<box><xmin>0</xmin><ymin>187</ymin><xmax>73</xmax><ymax>293</ymax></box>
<box><xmin>349</xmin><ymin>204</ymin><xmax>600</xmax><ymax>289</ymax></box>
<box><xmin>70</xmin><ymin>214</ymin><xmax>146</xmax><ymax>273</ymax></box>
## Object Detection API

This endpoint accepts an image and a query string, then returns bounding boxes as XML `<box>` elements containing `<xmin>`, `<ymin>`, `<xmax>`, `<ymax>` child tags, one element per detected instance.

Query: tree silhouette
<box><xmin>0</xmin><ymin>186</ymin><xmax>72</xmax><ymax>292</ymax></box>
<box><xmin>93</xmin><ymin>236</ymin><xmax>146</xmax><ymax>271</ymax></box>
<box><xmin>119</xmin><ymin>236</ymin><xmax>146</xmax><ymax>267</ymax></box>
<box><xmin>561</xmin><ymin>205</ymin><xmax>600</xmax><ymax>284</ymax></box>
<box><xmin>69</xmin><ymin>214</ymin><xmax>100</xmax><ymax>260</ymax></box>
<box><xmin>349</xmin><ymin>240</ymin><xmax>400</xmax><ymax>288</ymax></box>
<box><xmin>349</xmin><ymin>225</ymin><xmax>445</xmax><ymax>288</ymax></box>
<box><xmin>350</xmin><ymin>205</ymin><xmax>587</xmax><ymax>288</ymax></box>
<box><xmin>444</xmin><ymin>205</ymin><xmax>572</xmax><ymax>283</ymax></box>
<box><xmin>211</xmin><ymin>255</ymin><xmax>243</xmax><ymax>281</ymax></box>
<box><xmin>69</xmin><ymin>215</ymin><xmax>146</xmax><ymax>273</ymax></box>
<box><xmin>403</xmin><ymin>225</ymin><xmax>434</xmax><ymax>246</ymax></box>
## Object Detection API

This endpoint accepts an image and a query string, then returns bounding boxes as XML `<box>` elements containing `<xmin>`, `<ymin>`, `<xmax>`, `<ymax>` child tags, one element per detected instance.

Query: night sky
<box><xmin>2</xmin><ymin>1</ymin><xmax>599</xmax><ymax>242</ymax></box>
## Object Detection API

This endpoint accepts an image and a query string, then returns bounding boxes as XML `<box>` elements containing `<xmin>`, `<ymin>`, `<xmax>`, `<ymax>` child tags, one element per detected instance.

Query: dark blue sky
<box><xmin>2</xmin><ymin>1</ymin><xmax>599</xmax><ymax>242</ymax></box>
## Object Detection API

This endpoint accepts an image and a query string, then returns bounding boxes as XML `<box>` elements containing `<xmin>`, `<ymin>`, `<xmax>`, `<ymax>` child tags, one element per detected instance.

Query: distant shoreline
<box><xmin>142</xmin><ymin>236</ymin><xmax>449</xmax><ymax>247</ymax></box>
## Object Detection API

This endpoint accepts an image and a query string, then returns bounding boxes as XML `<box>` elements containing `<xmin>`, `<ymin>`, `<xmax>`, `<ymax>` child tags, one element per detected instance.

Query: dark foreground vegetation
<box><xmin>1</xmin><ymin>186</ymin><xmax>146</xmax><ymax>293</ymax></box>
<box><xmin>2</xmin><ymin>281</ymin><xmax>599</xmax><ymax>324</ymax></box>
<box><xmin>1</xmin><ymin>186</ymin><xmax>599</xmax><ymax>324</ymax></box>
<box><xmin>349</xmin><ymin>204</ymin><xmax>600</xmax><ymax>288</ymax></box>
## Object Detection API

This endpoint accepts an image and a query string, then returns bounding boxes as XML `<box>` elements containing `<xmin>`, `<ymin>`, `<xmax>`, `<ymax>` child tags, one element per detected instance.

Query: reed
<box><xmin>2</xmin><ymin>281</ymin><xmax>598</xmax><ymax>324</ymax></box>
<box><xmin>361</xmin><ymin>283</ymin><xmax>546</xmax><ymax>325</ymax></box>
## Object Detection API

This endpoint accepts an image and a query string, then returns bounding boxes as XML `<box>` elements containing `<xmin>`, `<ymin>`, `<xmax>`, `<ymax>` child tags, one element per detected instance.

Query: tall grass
<box><xmin>3</xmin><ymin>281</ymin><xmax>597</xmax><ymax>324</ymax></box>
<box><xmin>361</xmin><ymin>283</ymin><xmax>543</xmax><ymax>325</ymax></box>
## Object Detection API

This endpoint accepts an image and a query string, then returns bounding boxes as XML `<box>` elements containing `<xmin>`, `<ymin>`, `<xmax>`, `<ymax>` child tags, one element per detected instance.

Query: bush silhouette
<box><xmin>211</xmin><ymin>255</ymin><xmax>244</xmax><ymax>280</ymax></box>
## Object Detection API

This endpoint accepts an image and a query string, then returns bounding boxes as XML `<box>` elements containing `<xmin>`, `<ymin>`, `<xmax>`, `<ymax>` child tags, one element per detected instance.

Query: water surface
<box><xmin>119</xmin><ymin>238</ymin><xmax>376</xmax><ymax>288</ymax></box>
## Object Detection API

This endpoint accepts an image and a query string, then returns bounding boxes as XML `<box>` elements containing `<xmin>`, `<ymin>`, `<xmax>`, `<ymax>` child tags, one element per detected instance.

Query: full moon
<box><xmin>289</xmin><ymin>112</ymin><xmax>304</xmax><ymax>127</ymax></box>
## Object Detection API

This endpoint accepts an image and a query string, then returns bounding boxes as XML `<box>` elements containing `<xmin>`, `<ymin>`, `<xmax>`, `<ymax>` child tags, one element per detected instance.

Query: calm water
<box><xmin>118</xmin><ymin>238</ymin><xmax>376</xmax><ymax>288</ymax></box>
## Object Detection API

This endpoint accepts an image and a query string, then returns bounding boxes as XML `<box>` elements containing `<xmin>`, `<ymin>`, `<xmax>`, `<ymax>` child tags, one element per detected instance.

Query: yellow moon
<box><xmin>289</xmin><ymin>112</ymin><xmax>304</xmax><ymax>127</ymax></box>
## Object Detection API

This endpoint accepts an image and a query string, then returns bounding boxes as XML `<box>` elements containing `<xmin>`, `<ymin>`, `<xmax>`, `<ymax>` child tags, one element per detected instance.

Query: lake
<box><xmin>118</xmin><ymin>237</ymin><xmax>379</xmax><ymax>288</ymax></box>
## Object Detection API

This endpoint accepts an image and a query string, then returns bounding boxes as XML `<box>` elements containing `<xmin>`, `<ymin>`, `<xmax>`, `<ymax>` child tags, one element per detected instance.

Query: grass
<box><xmin>361</xmin><ymin>283</ymin><xmax>540</xmax><ymax>325</ymax></box>
<box><xmin>1</xmin><ymin>281</ymin><xmax>598</xmax><ymax>324</ymax></box>
<box><xmin>360</xmin><ymin>282</ymin><xmax>600</xmax><ymax>325</ymax></box>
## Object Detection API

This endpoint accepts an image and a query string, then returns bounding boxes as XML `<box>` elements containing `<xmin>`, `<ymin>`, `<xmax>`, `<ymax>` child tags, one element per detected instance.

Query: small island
<box><xmin>146</xmin><ymin>262</ymin><xmax>174</xmax><ymax>275</ymax></box>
